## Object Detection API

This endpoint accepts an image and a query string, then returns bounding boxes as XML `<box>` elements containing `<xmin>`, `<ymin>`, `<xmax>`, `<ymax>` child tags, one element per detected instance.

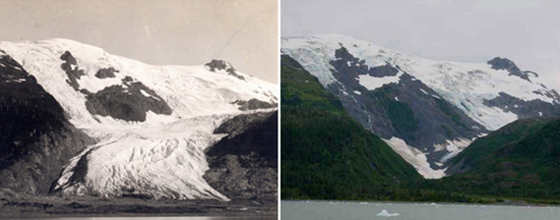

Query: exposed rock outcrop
<box><xmin>232</xmin><ymin>99</ymin><xmax>277</xmax><ymax>111</ymax></box>
<box><xmin>204</xmin><ymin>111</ymin><xmax>277</xmax><ymax>201</ymax></box>
<box><xmin>95</xmin><ymin>67</ymin><xmax>119</xmax><ymax>79</ymax></box>
<box><xmin>0</xmin><ymin>52</ymin><xmax>93</xmax><ymax>195</ymax></box>
<box><xmin>487</xmin><ymin>57</ymin><xmax>530</xmax><ymax>81</ymax></box>
<box><xmin>205</xmin><ymin>59</ymin><xmax>245</xmax><ymax>81</ymax></box>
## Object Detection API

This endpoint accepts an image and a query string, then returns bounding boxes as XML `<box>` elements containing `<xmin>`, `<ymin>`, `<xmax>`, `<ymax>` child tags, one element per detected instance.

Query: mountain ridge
<box><xmin>282</xmin><ymin>34</ymin><xmax>560</xmax><ymax>178</ymax></box>
<box><xmin>0</xmin><ymin>38</ymin><xmax>278</xmax><ymax>202</ymax></box>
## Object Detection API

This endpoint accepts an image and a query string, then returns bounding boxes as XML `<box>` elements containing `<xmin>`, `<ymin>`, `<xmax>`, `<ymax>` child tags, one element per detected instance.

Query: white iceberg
<box><xmin>377</xmin><ymin>209</ymin><xmax>400</xmax><ymax>217</ymax></box>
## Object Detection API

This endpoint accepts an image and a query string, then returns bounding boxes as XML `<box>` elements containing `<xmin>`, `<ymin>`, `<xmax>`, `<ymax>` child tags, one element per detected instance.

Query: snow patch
<box><xmin>354</xmin><ymin>90</ymin><xmax>361</xmax><ymax>95</ymax></box>
<box><xmin>357</xmin><ymin>72</ymin><xmax>402</xmax><ymax>91</ymax></box>
<box><xmin>433</xmin><ymin>138</ymin><xmax>471</xmax><ymax>153</ymax></box>
<box><xmin>140</xmin><ymin>89</ymin><xmax>161</xmax><ymax>101</ymax></box>
<box><xmin>383</xmin><ymin>137</ymin><xmax>446</xmax><ymax>179</ymax></box>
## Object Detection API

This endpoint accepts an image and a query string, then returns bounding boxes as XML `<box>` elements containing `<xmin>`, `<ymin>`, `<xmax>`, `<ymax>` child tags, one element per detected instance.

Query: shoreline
<box><xmin>0</xmin><ymin>195</ymin><xmax>277</xmax><ymax>218</ymax></box>
<box><xmin>280</xmin><ymin>199</ymin><xmax>560</xmax><ymax>208</ymax></box>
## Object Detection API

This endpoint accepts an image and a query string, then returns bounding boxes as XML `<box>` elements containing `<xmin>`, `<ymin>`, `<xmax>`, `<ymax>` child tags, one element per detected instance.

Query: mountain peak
<box><xmin>487</xmin><ymin>57</ymin><xmax>531</xmax><ymax>81</ymax></box>
<box><xmin>205</xmin><ymin>59</ymin><xmax>245</xmax><ymax>81</ymax></box>
<box><xmin>282</xmin><ymin>35</ymin><xmax>560</xmax><ymax>178</ymax></box>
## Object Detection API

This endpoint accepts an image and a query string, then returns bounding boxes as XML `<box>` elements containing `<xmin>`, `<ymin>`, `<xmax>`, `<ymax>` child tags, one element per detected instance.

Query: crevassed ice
<box><xmin>0</xmin><ymin>39</ymin><xmax>278</xmax><ymax>201</ymax></box>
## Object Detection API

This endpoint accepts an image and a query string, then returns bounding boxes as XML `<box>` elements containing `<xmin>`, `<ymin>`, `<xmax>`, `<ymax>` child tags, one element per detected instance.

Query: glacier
<box><xmin>0</xmin><ymin>39</ymin><xmax>278</xmax><ymax>201</ymax></box>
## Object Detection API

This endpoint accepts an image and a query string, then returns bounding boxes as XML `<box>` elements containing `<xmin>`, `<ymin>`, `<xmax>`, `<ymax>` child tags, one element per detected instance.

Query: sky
<box><xmin>0</xmin><ymin>0</ymin><xmax>278</xmax><ymax>83</ymax></box>
<box><xmin>282</xmin><ymin>0</ymin><xmax>560</xmax><ymax>90</ymax></box>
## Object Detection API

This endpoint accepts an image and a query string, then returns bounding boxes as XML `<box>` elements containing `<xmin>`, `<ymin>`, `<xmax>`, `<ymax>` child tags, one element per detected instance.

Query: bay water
<box><xmin>282</xmin><ymin>200</ymin><xmax>560</xmax><ymax>220</ymax></box>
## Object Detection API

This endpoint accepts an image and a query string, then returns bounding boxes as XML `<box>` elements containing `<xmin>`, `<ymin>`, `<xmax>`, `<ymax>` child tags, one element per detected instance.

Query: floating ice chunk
<box><xmin>377</xmin><ymin>210</ymin><xmax>399</xmax><ymax>217</ymax></box>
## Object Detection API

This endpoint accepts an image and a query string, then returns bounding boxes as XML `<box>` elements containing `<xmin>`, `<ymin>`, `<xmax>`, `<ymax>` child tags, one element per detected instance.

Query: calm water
<box><xmin>282</xmin><ymin>200</ymin><xmax>560</xmax><ymax>220</ymax></box>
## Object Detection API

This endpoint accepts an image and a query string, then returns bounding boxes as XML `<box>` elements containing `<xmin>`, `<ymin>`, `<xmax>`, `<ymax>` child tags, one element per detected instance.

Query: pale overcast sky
<box><xmin>282</xmin><ymin>0</ymin><xmax>560</xmax><ymax>90</ymax></box>
<box><xmin>0</xmin><ymin>0</ymin><xmax>278</xmax><ymax>83</ymax></box>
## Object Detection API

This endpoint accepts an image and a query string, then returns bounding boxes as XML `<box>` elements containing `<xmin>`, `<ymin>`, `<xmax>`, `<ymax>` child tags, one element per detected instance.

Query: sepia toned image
<box><xmin>281</xmin><ymin>0</ymin><xmax>560</xmax><ymax>219</ymax></box>
<box><xmin>0</xmin><ymin>0</ymin><xmax>278</xmax><ymax>218</ymax></box>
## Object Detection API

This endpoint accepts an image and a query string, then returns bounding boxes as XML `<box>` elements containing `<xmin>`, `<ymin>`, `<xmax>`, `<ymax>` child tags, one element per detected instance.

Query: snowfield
<box><xmin>0</xmin><ymin>39</ymin><xmax>278</xmax><ymax>201</ymax></box>
<box><xmin>282</xmin><ymin>34</ymin><xmax>556</xmax><ymax>131</ymax></box>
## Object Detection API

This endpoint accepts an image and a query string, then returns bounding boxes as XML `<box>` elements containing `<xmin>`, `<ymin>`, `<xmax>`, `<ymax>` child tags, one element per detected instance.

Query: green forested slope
<box><xmin>281</xmin><ymin>55</ymin><xmax>420</xmax><ymax>200</ymax></box>
<box><xmin>433</xmin><ymin>118</ymin><xmax>560</xmax><ymax>201</ymax></box>
<box><xmin>280</xmin><ymin>54</ymin><xmax>560</xmax><ymax>204</ymax></box>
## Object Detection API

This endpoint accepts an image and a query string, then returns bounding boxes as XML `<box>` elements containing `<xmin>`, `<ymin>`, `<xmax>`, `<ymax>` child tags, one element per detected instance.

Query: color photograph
<box><xmin>281</xmin><ymin>0</ymin><xmax>560</xmax><ymax>219</ymax></box>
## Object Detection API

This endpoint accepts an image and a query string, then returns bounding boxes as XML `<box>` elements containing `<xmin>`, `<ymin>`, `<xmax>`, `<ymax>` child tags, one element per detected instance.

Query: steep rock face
<box><xmin>282</xmin><ymin>34</ymin><xmax>560</xmax><ymax>178</ymax></box>
<box><xmin>0</xmin><ymin>52</ymin><xmax>93</xmax><ymax>194</ymax></box>
<box><xmin>204</xmin><ymin>111</ymin><xmax>278</xmax><ymax>201</ymax></box>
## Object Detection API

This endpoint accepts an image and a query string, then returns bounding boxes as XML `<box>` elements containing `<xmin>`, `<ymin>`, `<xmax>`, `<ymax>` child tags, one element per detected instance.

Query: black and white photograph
<box><xmin>0</xmin><ymin>0</ymin><xmax>278</xmax><ymax>218</ymax></box>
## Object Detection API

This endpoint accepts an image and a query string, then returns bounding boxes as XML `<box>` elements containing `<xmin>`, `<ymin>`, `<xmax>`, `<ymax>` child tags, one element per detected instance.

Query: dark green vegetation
<box><xmin>369</xmin><ymin>85</ymin><xmax>418</xmax><ymax>137</ymax></box>
<box><xmin>435</xmin><ymin>118</ymin><xmax>560</xmax><ymax>201</ymax></box>
<box><xmin>281</xmin><ymin>54</ymin><xmax>560</xmax><ymax>204</ymax></box>
<box><xmin>434</xmin><ymin>97</ymin><xmax>463</xmax><ymax>127</ymax></box>
<box><xmin>281</xmin><ymin>55</ymin><xmax>421</xmax><ymax>200</ymax></box>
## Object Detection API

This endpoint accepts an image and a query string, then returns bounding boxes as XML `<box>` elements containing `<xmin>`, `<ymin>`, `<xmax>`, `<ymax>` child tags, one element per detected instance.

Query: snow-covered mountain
<box><xmin>0</xmin><ymin>39</ymin><xmax>278</xmax><ymax>201</ymax></box>
<box><xmin>282</xmin><ymin>34</ymin><xmax>560</xmax><ymax>178</ymax></box>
